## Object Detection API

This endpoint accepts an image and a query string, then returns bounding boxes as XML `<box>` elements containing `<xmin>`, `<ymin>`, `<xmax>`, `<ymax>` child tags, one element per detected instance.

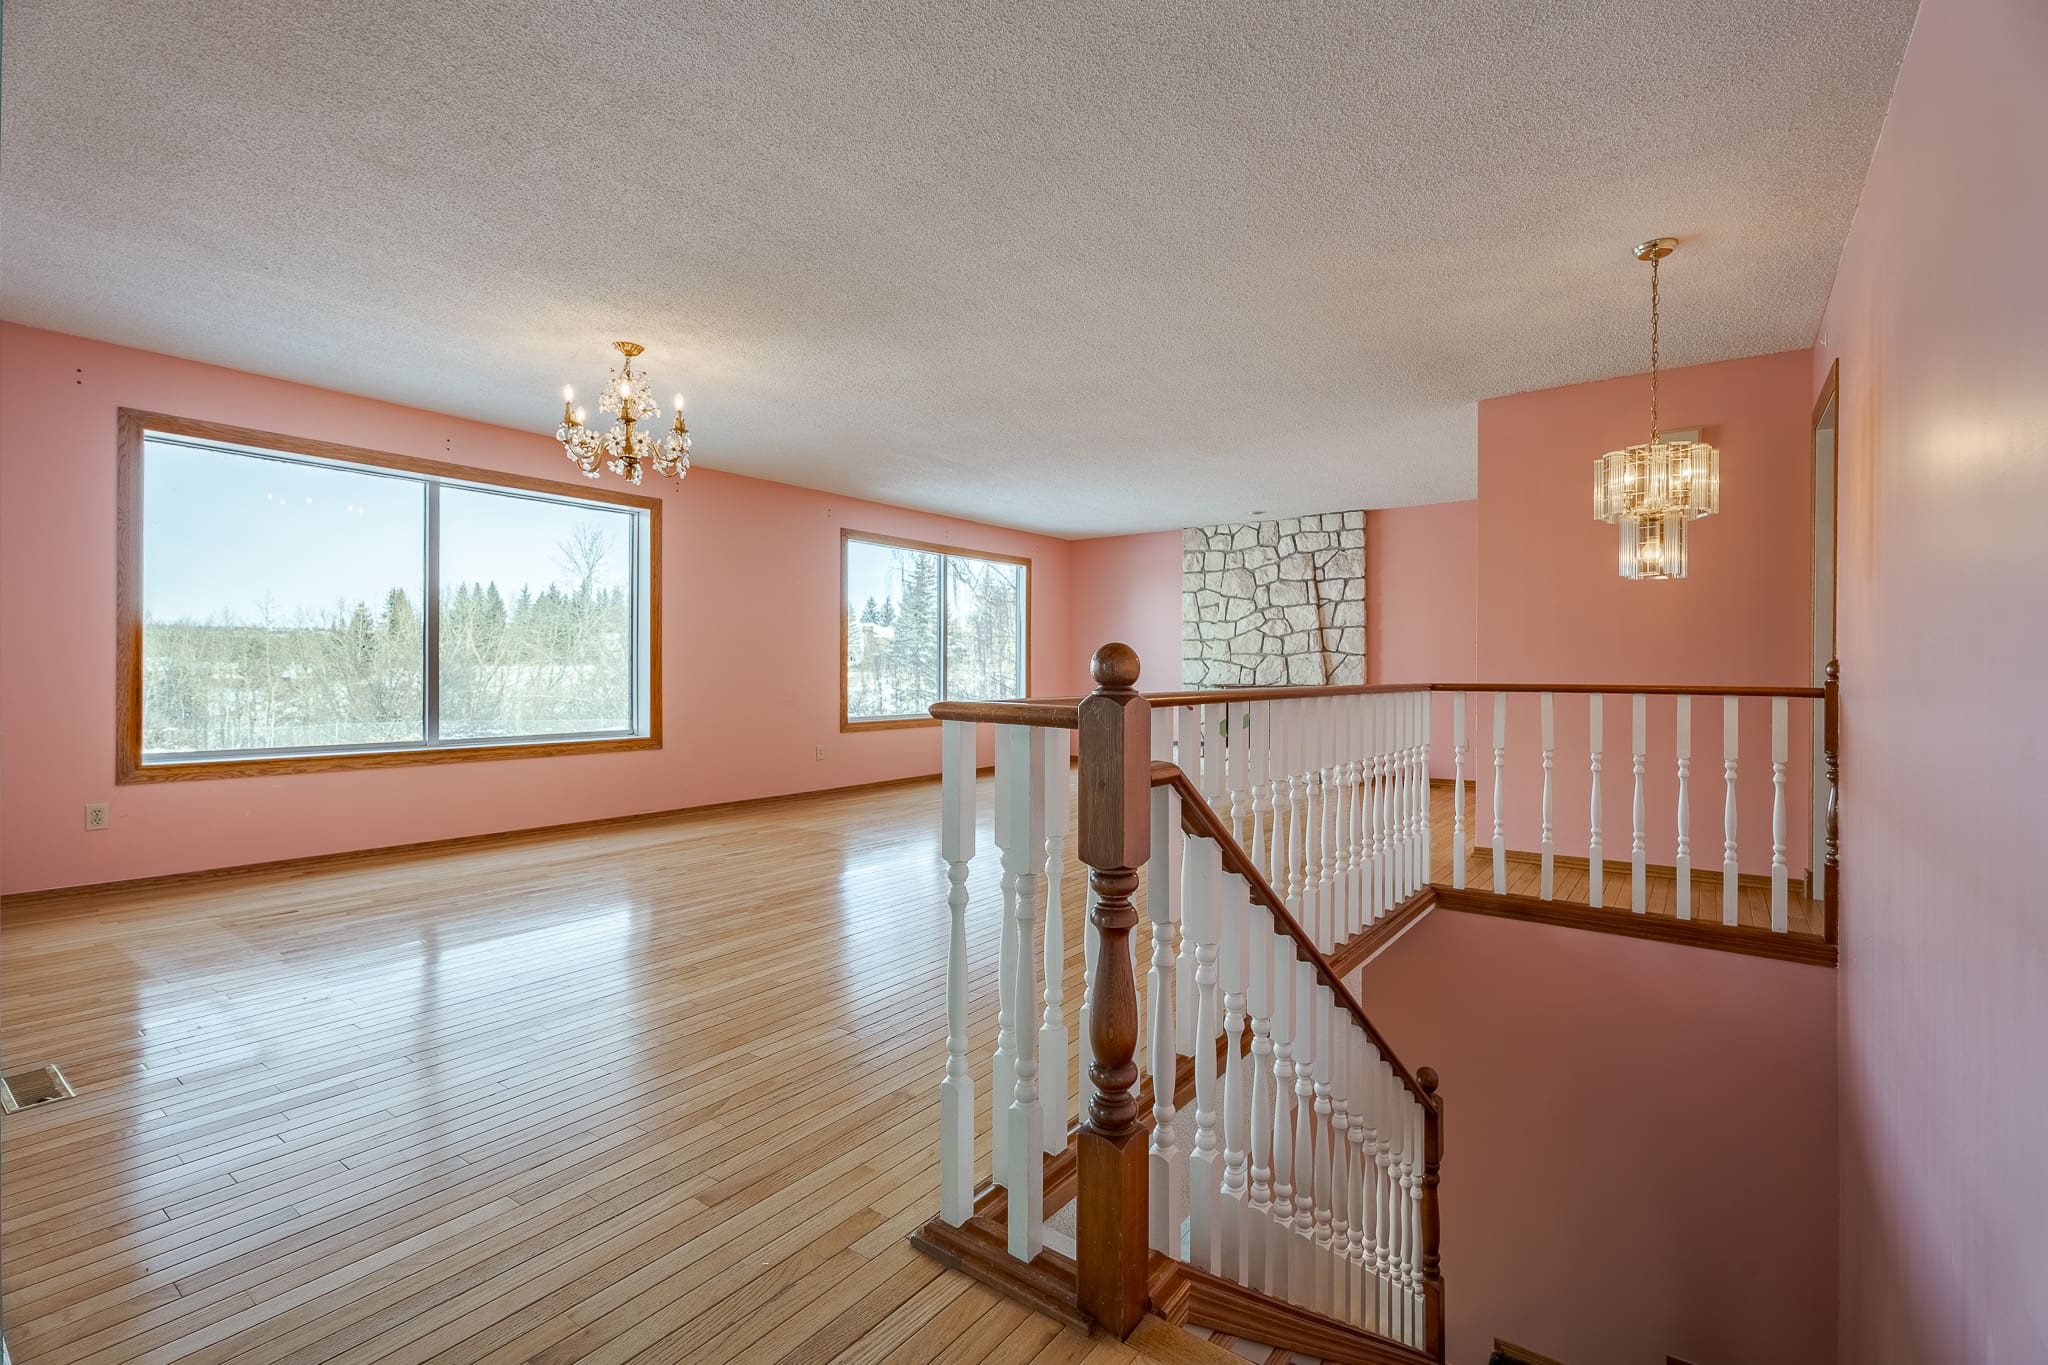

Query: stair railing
<box><xmin>1154</xmin><ymin>738</ymin><xmax>1444</xmax><ymax>1354</ymax></box>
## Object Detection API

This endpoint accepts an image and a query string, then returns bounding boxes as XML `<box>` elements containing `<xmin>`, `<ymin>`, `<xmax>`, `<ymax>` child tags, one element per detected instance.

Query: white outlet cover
<box><xmin>84</xmin><ymin>802</ymin><xmax>110</xmax><ymax>830</ymax></box>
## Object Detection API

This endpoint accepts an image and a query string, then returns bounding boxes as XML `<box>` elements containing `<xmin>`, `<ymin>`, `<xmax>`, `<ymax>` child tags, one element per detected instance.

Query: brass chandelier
<box><xmin>1593</xmin><ymin>238</ymin><xmax>1719</xmax><ymax>579</ymax></box>
<box><xmin>555</xmin><ymin>341</ymin><xmax>691</xmax><ymax>487</ymax></box>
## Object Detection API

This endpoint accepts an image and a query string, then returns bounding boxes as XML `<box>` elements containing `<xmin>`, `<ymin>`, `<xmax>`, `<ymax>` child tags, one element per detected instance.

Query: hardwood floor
<box><xmin>0</xmin><ymin>778</ymin><xmax>1150</xmax><ymax>1365</ymax></box>
<box><xmin>0</xmin><ymin>769</ymin><xmax>1814</xmax><ymax>1363</ymax></box>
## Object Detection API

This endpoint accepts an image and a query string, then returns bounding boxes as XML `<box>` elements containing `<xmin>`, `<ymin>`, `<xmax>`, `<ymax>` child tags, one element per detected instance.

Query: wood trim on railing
<box><xmin>1824</xmin><ymin>659</ymin><xmax>1840</xmax><ymax>946</ymax></box>
<box><xmin>1431</xmin><ymin>884</ymin><xmax>1838</xmax><ymax>966</ymax></box>
<box><xmin>1426</xmin><ymin>682</ymin><xmax>1826</xmax><ymax>699</ymax></box>
<box><xmin>1139</xmin><ymin>682</ymin><xmax>1432</xmax><ymax>706</ymax></box>
<box><xmin>1156</xmin><ymin>1259</ymin><xmax>1439</xmax><ymax>1364</ymax></box>
<box><xmin>1419</xmin><ymin>1066</ymin><xmax>1444</xmax><ymax>1361</ymax></box>
<box><xmin>1074</xmin><ymin>644</ymin><xmax>1153</xmax><ymax>1340</ymax></box>
<box><xmin>1150</xmin><ymin>759</ymin><xmax>1435</xmax><ymax>1108</ymax></box>
<box><xmin>928</xmin><ymin>699</ymin><xmax>1080</xmax><ymax>728</ymax></box>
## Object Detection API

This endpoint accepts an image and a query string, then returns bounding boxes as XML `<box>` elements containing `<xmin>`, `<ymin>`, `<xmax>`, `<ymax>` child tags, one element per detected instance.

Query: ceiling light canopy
<box><xmin>1592</xmin><ymin>238</ymin><xmax>1720</xmax><ymax>579</ymax></box>
<box><xmin>555</xmin><ymin>342</ymin><xmax>692</xmax><ymax>488</ymax></box>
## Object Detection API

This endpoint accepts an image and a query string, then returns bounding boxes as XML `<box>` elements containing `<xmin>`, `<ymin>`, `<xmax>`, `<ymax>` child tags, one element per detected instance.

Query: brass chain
<box><xmin>1649</xmin><ymin>253</ymin><xmax>1661</xmax><ymax>443</ymax></box>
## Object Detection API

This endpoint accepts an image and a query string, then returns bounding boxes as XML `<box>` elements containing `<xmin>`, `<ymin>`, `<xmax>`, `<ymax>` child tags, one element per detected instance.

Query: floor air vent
<box><xmin>1</xmin><ymin>1064</ymin><xmax>76</xmax><ymax>1113</ymax></box>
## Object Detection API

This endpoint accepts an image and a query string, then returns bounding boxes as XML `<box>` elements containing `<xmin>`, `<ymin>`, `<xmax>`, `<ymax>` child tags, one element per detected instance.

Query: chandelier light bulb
<box><xmin>674</xmin><ymin>393</ymin><xmax>686</xmax><ymax>414</ymax></box>
<box><xmin>562</xmin><ymin>384</ymin><xmax>574</xmax><ymax>402</ymax></box>
<box><xmin>574</xmin><ymin>405</ymin><xmax>587</xmax><ymax>423</ymax></box>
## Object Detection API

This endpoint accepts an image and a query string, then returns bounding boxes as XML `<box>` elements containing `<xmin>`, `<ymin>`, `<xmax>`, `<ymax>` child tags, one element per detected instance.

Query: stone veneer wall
<box><xmin>1182</xmin><ymin>511</ymin><xmax>1365</xmax><ymax>687</ymax></box>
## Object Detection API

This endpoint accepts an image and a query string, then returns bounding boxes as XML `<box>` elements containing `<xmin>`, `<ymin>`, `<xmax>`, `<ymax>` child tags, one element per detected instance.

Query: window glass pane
<box><xmin>141</xmin><ymin>438</ymin><xmax>425</xmax><ymax>754</ymax></box>
<box><xmin>437</xmin><ymin>486</ymin><xmax>636</xmax><ymax>740</ymax></box>
<box><xmin>943</xmin><ymin>555</ymin><xmax>1027</xmax><ymax>702</ymax></box>
<box><xmin>845</xmin><ymin>540</ymin><xmax>940</xmax><ymax>720</ymax></box>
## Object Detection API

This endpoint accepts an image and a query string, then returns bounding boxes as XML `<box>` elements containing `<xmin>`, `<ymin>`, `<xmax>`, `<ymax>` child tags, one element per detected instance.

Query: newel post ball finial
<box><xmin>1417</xmin><ymin>1066</ymin><xmax>1439</xmax><ymax>1096</ymax></box>
<box><xmin>1091</xmin><ymin>643</ymin><xmax>1141</xmax><ymax>691</ymax></box>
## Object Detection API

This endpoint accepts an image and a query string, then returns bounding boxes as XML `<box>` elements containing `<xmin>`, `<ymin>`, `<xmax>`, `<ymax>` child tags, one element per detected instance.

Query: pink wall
<box><xmin>1358</xmin><ymin>909</ymin><xmax>1838</xmax><ymax>1365</ymax></box>
<box><xmin>0</xmin><ymin>325</ymin><xmax>1077</xmax><ymax>894</ymax></box>
<box><xmin>1368</xmin><ymin>501</ymin><xmax>1478</xmax><ymax>778</ymax></box>
<box><xmin>1474</xmin><ymin>351</ymin><xmax>1818</xmax><ymax>876</ymax></box>
<box><xmin>1815</xmin><ymin>0</ymin><xmax>2048</xmax><ymax>1357</ymax></box>
<box><xmin>1066</xmin><ymin>530</ymin><xmax>1182</xmax><ymax>691</ymax></box>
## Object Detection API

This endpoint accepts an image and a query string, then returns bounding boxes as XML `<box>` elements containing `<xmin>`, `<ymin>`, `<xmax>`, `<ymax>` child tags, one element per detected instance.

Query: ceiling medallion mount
<box><xmin>1592</xmin><ymin>237</ymin><xmax>1720</xmax><ymax>580</ymax></box>
<box><xmin>553</xmin><ymin>340</ymin><xmax>691</xmax><ymax>488</ymax></box>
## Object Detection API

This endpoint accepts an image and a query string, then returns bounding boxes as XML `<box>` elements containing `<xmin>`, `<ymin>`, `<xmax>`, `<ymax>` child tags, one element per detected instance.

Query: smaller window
<box><xmin>843</xmin><ymin>532</ymin><xmax>1029</xmax><ymax>727</ymax></box>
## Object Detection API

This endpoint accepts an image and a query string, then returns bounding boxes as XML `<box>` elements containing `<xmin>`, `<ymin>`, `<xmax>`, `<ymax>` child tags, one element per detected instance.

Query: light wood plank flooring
<box><xmin>1</xmin><ymin>769</ymin><xmax>1815</xmax><ymax>1364</ymax></box>
<box><xmin>1</xmin><ymin>777</ymin><xmax>1147</xmax><ymax>1365</ymax></box>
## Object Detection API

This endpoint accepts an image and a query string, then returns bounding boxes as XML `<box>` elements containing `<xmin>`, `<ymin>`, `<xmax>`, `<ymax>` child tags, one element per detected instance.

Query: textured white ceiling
<box><xmin>1</xmin><ymin>0</ymin><xmax>1916</xmax><ymax>536</ymax></box>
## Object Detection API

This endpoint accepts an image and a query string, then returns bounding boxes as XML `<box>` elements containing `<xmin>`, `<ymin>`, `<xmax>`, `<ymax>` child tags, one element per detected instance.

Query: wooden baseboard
<box><xmin>1328</xmin><ymin>888</ymin><xmax>1437</xmax><ymax>978</ymax></box>
<box><xmin>1159</xmin><ymin>1260</ymin><xmax>1437</xmax><ymax>1365</ymax></box>
<box><xmin>1</xmin><ymin>767</ymin><xmax>978</xmax><ymax>912</ymax></box>
<box><xmin>1430</xmin><ymin>884</ymin><xmax>1837</xmax><ymax>967</ymax></box>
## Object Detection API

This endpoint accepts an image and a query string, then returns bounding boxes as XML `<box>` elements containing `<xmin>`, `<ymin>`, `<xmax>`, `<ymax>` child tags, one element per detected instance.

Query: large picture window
<box><xmin>842</xmin><ymin>532</ymin><xmax>1028</xmax><ymax>727</ymax></box>
<box><xmin>117</xmin><ymin>410</ymin><xmax>659</xmax><ymax>780</ymax></box>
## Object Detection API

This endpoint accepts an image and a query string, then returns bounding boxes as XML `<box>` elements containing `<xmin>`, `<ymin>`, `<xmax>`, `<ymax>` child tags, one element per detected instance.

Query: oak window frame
<box><xmin>115</xmin><ymin>408</ymin><xmax>663</xmax><ymax>783</ymax></box>
<box><xmin>838</xmin><ymin>529</ymin><xmax>1032</xmax><ymax>732</ymax></box>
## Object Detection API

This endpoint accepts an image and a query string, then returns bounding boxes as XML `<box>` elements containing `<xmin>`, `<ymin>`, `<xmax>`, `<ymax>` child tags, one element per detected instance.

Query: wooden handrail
<box><xmin>1150</xmin><ymin>759</ymin><xmax>1435</xmax><ymax>1110</ymax></box>
<box><xmin>1422</xmin><ymin>681</ymin><xmax>1825</xmax><ymax>699</ymax></box>
<box><xmin>928</xmin><ymin>698</ymin><xmax>1080</xmax><ymax>728</ymax></box>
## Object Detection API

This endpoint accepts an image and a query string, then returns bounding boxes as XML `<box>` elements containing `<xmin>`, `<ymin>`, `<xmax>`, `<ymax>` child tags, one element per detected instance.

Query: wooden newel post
<box><xmin>1823</xmin><ymin>659</ymin><xmax>1840</xmax><ymax>946</ymax></box>
<box><xmin>1076</xmin><ymin>643</ymin><xmax>1153</xmax><ymax>1339</ymax></box>
<box><xmin>1418</xmin><ymin>1066</ymin><xmax>1446</xmax><ymax>1362</ymax></box>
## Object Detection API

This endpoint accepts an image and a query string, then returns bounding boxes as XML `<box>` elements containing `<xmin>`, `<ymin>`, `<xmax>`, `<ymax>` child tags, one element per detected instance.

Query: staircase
<box><xmin>910</xmin><ymin>642</ymin><xmax>1841</xmax><ymax>1362</ymax></box>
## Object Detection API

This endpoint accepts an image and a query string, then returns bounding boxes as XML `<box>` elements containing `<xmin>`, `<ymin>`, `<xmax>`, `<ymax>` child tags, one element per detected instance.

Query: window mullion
<box><xmin>936</xmin><ymin>553</ymin><xmax>949</xmax><ymax>704</ymax></box>
<box><xmin>423</xmin><ymin>480</ymin><xmax>441</xmax><ymax>743</ymax></box>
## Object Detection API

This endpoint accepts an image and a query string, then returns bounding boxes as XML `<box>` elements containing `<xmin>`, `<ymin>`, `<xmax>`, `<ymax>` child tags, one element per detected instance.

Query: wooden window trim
<box><xmin>115</xmin><ymin>408</ymin><xmax>663</xmax><ymax>784</ymax></box>
<box><xmin>839</xmin><ymin>528</ymin><xmax>1032</xmax><ymax>732</ymax></box>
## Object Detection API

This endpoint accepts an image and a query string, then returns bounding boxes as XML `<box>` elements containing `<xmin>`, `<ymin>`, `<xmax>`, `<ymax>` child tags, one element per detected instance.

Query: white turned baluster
<box><xmin>1452</xmin><ymin>693</ymin><xmax>1468</xmax><ymax>890</ymax></box>
<box><xmin>1539</xmin><ymin>692</ymin><xmax>1556</xmax><ymax>900</ymax></box>
<box><xmin>1353</xmin><ymin>699</ymin><xmax>1370</xmax><ymax>931</ymax></box>
<box><xmin>1337</xmin><ymin>699</ymin><xmax>1357</xmax><ymax>941</ymax></box>
<box><xmin>1285</xmin><ymin>700</ymin><xmax>1308</xmax><ymax>915</ymax></box>
<box><xmin>1312</xmin><ymin>986</ymin><xmax>1337</xmax><ymax>1316</ymax></box>
<box><xmin>1247</xmin><ymin>702</ymin><xmax>1270</xmax><ymax>882</ymax></box>
<box><xmin>1267</xmin><ymin>935</ymin><xmax>1296</xmax><ymax>1300</ymax></box>
<box><xmin>991</xmin><ymin>725</ymin><xmax>1019</xmax><ymax>1185</ymax></box>
<box><xmin>1290</xmin><ymin>958</ymin><xmax>1317</xmax><ymax>1306</ymax></box>
<box><xmin>1146</xmin><ymin>706</ymin><xmax>1177</xmax><ymax>1123</ymax></box>
<box><xmin>1001</xmin><ymin>725</ymin><xmax>1046</xmax><ymax>1260</ymax></box>
<box><xmin>1417</xmin><ymin>693</ymin><xmax>1432</xmax><ymax>899</ymax></box>
<box><xmin>1245</xmin><ymin>903</ymin><xmax>1276</xmax><ymax>1293</ymax></box>
<box><xmin>1366</xmin><ymin>698</ymin><xmax>1384</xmax><ymax>921</ymax></box>
<box><xmin>1675</xmin><ymin>696</ymin><xmax>1693</xmax><ymax>920</ymax></box>
<box><xmin>1374</xmin><ymin>1061</ymin><xmax>1397</xmax><ymax>1331</ymax></box>
<box><xmin>1351</xmin><ymin>1038</ymin><xmax>1376</xmax><ymax>1331</ymax></box>
<box><xmin>938</xmin><ymin>721</ymin><xmax>977</xmax><ymax>1226</ymax></box>
<box><xmin>1176</xmin><ymin>707</ymin><xmax>1206</xmax><ymax>1056</ymax></box>
<box><xmin>1393</xmin><ymin>694</ymin><xmax>1410</xmax><ymax>901</ymax></box>
<box><xmin>1320</xmin><ymin>699</ymin><xmax>1341</xmax><ymax>948</ymax></box>
<box><xmin>1588</xmin><ymin>694</ymin><xmax>1605</xmax><ymax>909</ymax></box>
<box><xmin>1220</xmin><ymin>874</ymin><xmax>1251</xmax><ymax>1284</ymax></box>
<box><xmin>1226</xmin><ymin>703</ymin><xmax>1247</xmax><ymax>847</ymax></box>
<box><xmin>1771</xmin><ymin>696</ymin><xmax>1790</xmax><ymax>932</ymax></box>
<box><xmin>1188</xmin><ymin>840</ymin><xmax>1223</xmax><ymax>1272</ymax></box>
<box><xmin>1631</xmin><ymin>694</ymin><xmax>1648</xmax><ymax>913</ymax></box>
<box><xmin>1405</xmin><ymin>1102</ymin><xmax>1424</xmax><ymax>1345</ymax></box>
<box><xmin>1491</xmin><ymin>693</ymin><xmax>1507</xmax><ymax>892</ymax></box>
<box><xmin>1411</xmin><ymin>692</ymin><xmax>1428</xmax><ymax>896</ymax></box>
<box><xmin>1302</xmin><ymin>702</ymin><xmax>1325</xmax><ymax>950</ymax></box>
<box><xmin>1146</xmin><ymin>762</ymin><xmax>1184</xmax><ymax>1257</ymax></box>
<box><xmin>1723</xmin><ymin>696</ymin><xmax>1741</xmax><ymax>927</ymax></box>
<box><xmin>1329</xmin><ymin>1025</ymin><xmax>1352</xmax><ymax>1324</ymax></box>
<box><xmin>1037</xmin><ymin>727</ymin><xmax>1070</xmax><ymax>1151</ymax></box>
<box><xmin>1264</xmin><ymin>703</ymin><xmax>1287</xmax><ymax>891</ymax></box>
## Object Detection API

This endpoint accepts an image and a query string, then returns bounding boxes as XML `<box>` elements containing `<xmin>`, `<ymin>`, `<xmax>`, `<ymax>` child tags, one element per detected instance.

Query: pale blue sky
<box><xmin>142</xmin><ymin>438</ymin><xmax>631</xmax><ymax>623</ymax></box>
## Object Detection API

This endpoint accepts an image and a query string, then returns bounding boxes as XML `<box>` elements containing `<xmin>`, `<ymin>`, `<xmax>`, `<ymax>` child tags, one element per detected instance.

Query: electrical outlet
<box><xmin>84</xmin><ymin>802</ymin><xmax>110</xmax><ymax>831</ymax></box>
<box><xmin>814</xmin><ymin>744</ymin><xmax>827</xmax><ymax>761</ymax></box>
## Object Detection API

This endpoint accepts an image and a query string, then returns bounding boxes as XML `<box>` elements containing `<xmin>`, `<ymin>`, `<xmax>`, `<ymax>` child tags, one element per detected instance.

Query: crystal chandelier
<box><xmin>555</xmin><ymin>341</ymin><xmax>691</xmax><ymax>487</ymax></box>
<box><xmin>1592</xmin><ymin>238</ymin><xmax>1719</xmax><ymax>579</ymax></box>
